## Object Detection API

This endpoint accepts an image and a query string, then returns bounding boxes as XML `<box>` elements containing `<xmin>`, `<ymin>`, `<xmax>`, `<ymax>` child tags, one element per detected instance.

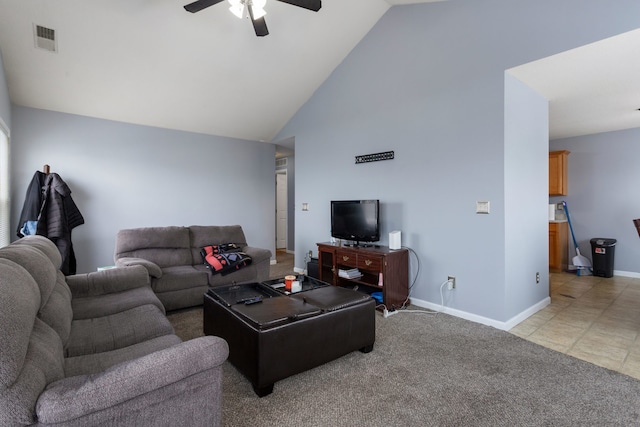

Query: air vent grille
<box><xmin>33</xmin><ymin>24</ymin><xmax>57</xmax><ymax>52</ymax></box>
<box><xmin>276</xmin><ymin>158</ymin><xmax>287</xmax><ymax>168</ymax></box>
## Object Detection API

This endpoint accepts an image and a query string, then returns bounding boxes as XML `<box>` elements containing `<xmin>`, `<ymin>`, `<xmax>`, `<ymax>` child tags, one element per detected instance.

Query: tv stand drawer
<box><xmin>338</xmin><ymin>250</ymin><xmax>358</xmax><ymax>267</ymax></box>
<box><xmin>357</xmin><ymin>255</ymin><xmax>382</xmax><ymax>271</ymax></box>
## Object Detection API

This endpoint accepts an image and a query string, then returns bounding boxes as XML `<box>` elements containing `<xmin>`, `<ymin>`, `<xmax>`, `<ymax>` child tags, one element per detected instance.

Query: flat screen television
<box><xmin>331</xmin><ymin>200</ymin><xmax>380</xmax><ymax>246</ymax></box>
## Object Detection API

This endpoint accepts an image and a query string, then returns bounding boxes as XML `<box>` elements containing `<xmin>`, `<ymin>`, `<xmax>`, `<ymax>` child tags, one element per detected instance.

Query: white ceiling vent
<box><xmin>33</xmin><ymin>24</ymin><xmax>57</xmax><ymax>53</ymax></box>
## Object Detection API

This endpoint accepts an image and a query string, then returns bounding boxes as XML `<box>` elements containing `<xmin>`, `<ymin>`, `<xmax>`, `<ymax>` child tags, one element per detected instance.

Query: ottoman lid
<box><xmin>208</xmin><ymin>283</ymin><xmax>281</xmax><ymax>307</ymax></box>
<box><xmin>291</xmin><ymin>286</ymin><xmax>372</xmax><ymax>312</ymax></box>
<box><xmin>231</xmin><ymin>297</ymin><xmax>322</xmax><ymax>330</ymax></box>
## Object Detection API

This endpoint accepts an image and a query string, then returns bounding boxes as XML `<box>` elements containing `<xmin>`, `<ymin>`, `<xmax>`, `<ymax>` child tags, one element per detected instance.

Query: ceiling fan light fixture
<box><xmin>228</xmin><ymin>0</ymin><xmax>245</xmax><ymax>18</ymax></box>
<box><xmin>250</xmin><ymin>0</ymin><xmax>267</xmax><ymax>18</ymax></box>
<box><xmin>229</xmin><ymin>4</ymin><xmax>244</xmax><ymax>18</ymax></box>
<box><xmin>250</xmin><ymin>5</ymin><xmax>267</xmax><ymax>19</ymax></box>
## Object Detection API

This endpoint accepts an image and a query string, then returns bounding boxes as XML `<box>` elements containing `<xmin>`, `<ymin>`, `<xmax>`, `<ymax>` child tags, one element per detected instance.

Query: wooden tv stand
<box><xmin>317</xmin><ymin>242</ymin><xmax>409</xmax><ymax>309</ymax></box>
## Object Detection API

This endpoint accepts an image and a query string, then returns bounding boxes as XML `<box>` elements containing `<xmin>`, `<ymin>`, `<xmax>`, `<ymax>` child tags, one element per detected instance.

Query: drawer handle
<box><xmin>364</xmin><ymin>259</ymin><xmax>372</xmax><ymax>266</ymax></box>
<box><xmin>342</xmin><ymin>255</ymin><xmax>350</xmax><ymax>262</ymax></box>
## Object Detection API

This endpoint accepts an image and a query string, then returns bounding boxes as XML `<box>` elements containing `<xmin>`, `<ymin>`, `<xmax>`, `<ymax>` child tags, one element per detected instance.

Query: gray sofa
<box><xmin>0</xmin><ymin>235</ymin><xmax>229</xmax><ymax>427</ymax></box>
<box><xmin>114</xmin><ymin>225</ymin><xmax>272</xmax><ymax>311</ymax></box>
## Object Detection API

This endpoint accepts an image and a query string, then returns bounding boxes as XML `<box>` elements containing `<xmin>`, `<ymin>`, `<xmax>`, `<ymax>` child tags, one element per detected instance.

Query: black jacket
<box><xmin>16</xmin><ymin>171</ymin><xmax>47</xmax><ymax>237</ymax></box>
<box><xmin>35</xmin><ymin>173</ymin><xmax>84</xmax><ymax>275</ymax></box>
<box><xmin>17</xmin><ymin>171</ymin><xmax>85</xmax><ymax>275</ymax></box>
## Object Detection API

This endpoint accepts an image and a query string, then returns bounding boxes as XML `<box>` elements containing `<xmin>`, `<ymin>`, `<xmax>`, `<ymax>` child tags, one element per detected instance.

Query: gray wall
<box><xmin>10</xmin><ymin>106</ymin><xmax>276</xmax><ymax>273</ymax></box>
<box><xmin>550</xmin><ymin>128</ymin><xmax>640</xmax><ymax>276</ymax></box>
<box><xmin>504</xmin><ymin>73</ymin><xmax>550</xmax><ymax>319</ymax></box>
<box><xmin>276</xmin><ymin>0</ymin><xmax>640</xmax><ymax>325</ymax></box>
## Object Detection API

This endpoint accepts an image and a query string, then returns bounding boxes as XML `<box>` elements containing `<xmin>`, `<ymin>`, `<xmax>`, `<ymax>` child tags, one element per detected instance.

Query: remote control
<box><xmin>244</xmin><ymin>297</ymin><xmax>262</xmax><ymax>305</ymax></box>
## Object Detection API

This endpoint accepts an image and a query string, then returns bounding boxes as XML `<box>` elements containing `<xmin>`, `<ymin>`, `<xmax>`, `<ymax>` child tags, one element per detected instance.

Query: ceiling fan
<box><xmin>183</xmin><ymin>0</ymin><xmax>322</xmax><ymax>37</ymax></box>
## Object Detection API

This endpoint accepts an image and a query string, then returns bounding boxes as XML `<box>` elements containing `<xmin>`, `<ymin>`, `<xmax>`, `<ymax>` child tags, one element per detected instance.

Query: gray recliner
<box><xmin>0</xmin><ymin>235</ymin><xmax>228</xmax><ymax>427</ymax></box>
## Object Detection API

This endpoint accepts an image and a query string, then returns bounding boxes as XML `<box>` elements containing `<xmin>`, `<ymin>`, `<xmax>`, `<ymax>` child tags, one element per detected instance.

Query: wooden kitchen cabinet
<box><xmin>549</xmin><ymin>150</ymin><xmax>570</xmax><ymax>196</ymax></box>
<box><xmin>549</xmin><ymin>221</ymin><xmax>568</xmax><ymax>273</ymax></box>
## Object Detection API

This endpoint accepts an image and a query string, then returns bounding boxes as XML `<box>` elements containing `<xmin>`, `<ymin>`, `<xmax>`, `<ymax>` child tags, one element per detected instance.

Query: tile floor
<box><xmin>510</xmin><ymin>272</ymin><xmax>640</xmax><ymax>380</ymax></box>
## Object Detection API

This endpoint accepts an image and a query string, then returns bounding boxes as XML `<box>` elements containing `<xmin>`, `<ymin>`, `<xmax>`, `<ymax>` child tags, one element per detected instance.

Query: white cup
<box><xmin>291</xmin><ymin>281</ymin><xmax>301</xmax><ymax>292</ymax></box>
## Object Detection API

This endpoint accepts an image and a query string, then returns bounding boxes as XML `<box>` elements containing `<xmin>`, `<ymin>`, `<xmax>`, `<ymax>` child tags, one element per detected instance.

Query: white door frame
<box><xmin>275</xmin><ymin>170</ymin><xmax>288</xmax><ymax>250</ymax></box>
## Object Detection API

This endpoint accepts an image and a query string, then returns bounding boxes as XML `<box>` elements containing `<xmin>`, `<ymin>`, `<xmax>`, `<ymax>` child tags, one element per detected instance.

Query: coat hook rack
<box><xmin>43</xmin><ymin>164</ymin><xmax>50</xmax><ymax>174</ymax></box>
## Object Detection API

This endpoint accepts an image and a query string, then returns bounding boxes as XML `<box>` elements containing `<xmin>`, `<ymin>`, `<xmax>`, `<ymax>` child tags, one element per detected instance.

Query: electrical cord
<box><xmin>389</xmin><ymin>245</ymin><xmax>420</xmax><ymax>311</ymax></box>
<box><xmin>383</xmin><ymin>279</ymin><xmax>447</xmax><ymax>318</ymax></box>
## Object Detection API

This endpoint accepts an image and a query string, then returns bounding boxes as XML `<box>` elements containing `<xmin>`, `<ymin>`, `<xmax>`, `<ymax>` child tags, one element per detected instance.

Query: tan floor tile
<box><xmin>529</xmin><ymin>319</ymin><xmax>586</xmax><ymax>347</ymax></box>
<box><xmin>527</xmin><ymin>307</ymin><xmax>559</xmax><ymax>323</ymax></box>
<box><xmin>601</xmin><ymin>305</ymin><xmax>640</xmax><ymax>321</ymax></box>
<box><xmin>551</xmin><ymin>308</ymin><xmax>600</xmax><ymax>330</ymax></box>
<box><xmin>567</xmin><ymin>348</ymin><xmax>623</xmax><ymax>371</ymax></box>
<box><xmin>571</xmin><ymin>298</ymin><xmax>612</xmax><ymax>310</ymax></box>
<box><xmin>525</xmin><ymin>335</ymin><xmax>570</xmax><ymax>353</ymax></box>
<box><xmin>520</xmin><ymin>272</ymin><xmax>640</xmax><ymax>380</ymax></box>
<box><xmin>589</xmin><ymin>319</ymin><xmax>639</xmax><ymax>342</ymax></box>
<box><xmin>509</xmin><ymin>323</ymin><xmax>536</xmax><ymax>338</ymax></box>
<box><xmin>572</xmin><ymin>330</ymin><xmax>633</xmax><ymax>354</ymax></box>
<box><xmin>627</xmin><ymin>339</ymin><xmax>640</xmax><ymax>354</ymax></box>
<box><xmin>621</xmin><ymin>352</ymin><xmax>640</xmax><ymax>378</ymax></box>
<box><xmin>549</xmin><ymin>294</ymin><xmax>576</xmax><ymax>308</ymax></box>
<box><xmin>554</xmin><ymin>283</ymin><xmax>592</xmax><ymax>299</ymax></box>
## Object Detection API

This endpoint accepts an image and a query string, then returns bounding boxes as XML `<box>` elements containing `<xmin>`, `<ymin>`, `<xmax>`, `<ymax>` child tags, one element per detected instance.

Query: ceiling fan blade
<box><xmin>275</xmin><ymin>0</ymin><xmax>321</xmax><ymax>12</ymax></box>
<box><xmin>183</xmin><ymin>0</ymin><xmax>225</xmax><ymax>13</ymax></box>
<box><xmin>248</xmin><ymin>6</ymin><xmax>269</xmax><ymax>37</ymax></box>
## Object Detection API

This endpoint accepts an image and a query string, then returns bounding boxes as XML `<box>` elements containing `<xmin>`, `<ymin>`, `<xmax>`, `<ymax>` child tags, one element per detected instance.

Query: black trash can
<box><xmin>590</xmin><ymin>238</ymin><xmax>617</xmax><ymax>278</ymax></box>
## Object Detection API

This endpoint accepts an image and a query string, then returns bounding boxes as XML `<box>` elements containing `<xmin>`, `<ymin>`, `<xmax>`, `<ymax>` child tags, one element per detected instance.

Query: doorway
<box><xmin>276</xmin><ymin>170</ymin><xmax>287</xmax><ymax>250</ymax></box>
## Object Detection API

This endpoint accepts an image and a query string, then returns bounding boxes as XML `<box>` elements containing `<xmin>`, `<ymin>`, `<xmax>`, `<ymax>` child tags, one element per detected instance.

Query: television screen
<box><xmin>331</xmin><ymin>200</ymin><xmax>380</xmax><ymax>244</ymax></box>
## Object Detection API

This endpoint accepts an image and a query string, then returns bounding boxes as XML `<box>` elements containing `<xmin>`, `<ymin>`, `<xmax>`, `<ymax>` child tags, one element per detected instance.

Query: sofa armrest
<box><xmin>242</xmin><ymin>246</ymin><xmax>272</xmax><ymax>264</ymax></box>
<box><xmin>115</xmin><ymin>256</ymin><xmax>163</xmax><ymax>278</ymax></box>
<box><xmin>36</xmin><ymin>336</ymin><xmax>229</xmax><ymax>425</ymax></box>
<box><xmin>66</xmin><ymin>264</ymin><xmax>151</xmax><ymax>298</ymax></box>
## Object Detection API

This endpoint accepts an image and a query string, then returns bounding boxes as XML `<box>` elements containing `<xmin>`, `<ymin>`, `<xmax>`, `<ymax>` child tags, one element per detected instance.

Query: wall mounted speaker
<box><xmin>389</xmin><ymin>230</ymin><xmax>401</xmax><ymax>250</ymax></box>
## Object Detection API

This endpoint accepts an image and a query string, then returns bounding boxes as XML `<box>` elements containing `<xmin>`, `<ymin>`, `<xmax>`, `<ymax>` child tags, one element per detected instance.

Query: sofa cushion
<box><xmin>64</xmin><ymin>334</ymin><xmax>182</xmax><ymax>377</ymax></box>
<box><xmin>72</xmin><ymin>286</ymin><xmax>166</xmax><ymax>320</ymax></box>
<box><xmin>0</xmin><ymin>244</ymin><xmax>57</xmax><ymax>311</ymax></box>
<box><xmin>0</xmin><ymin>258</ymin><xmax>64</xmax><ymax>425</ymax></box>
<box><xmin>65</xmin><ymin>304</ymin><xmax>175</xmax><ymax>357</ymax></box>
<box><xmin>152</xmin><ymin>265</ymin><xmax>209</xmax><ymax>293</ymax></box>
<box><xmin>116</xmin><ymin>257</ymin><xmax>163</xmax><ymax>278</ymax></box>
<box><xmin>115</xmin><ymin>226</ymin><xmax>192</xmax><ymax>268</ymax></box>
<box><xmin>0</xmin><ymin>318</ymin><xmax>65</xmax><ymax>426</ymax></box>
<box><xmin>0</xmin><ymin>259</ymin><xmax>41</xmax><ymax>389</ymax></box>
<box><xmin>12</xmin><ymin>235</ymin><xmax>62</xmax><ymax>269</ymax></box>
<box><xmin>38</xmin><ymin>280</ymin><xmax>73</xmax><ymax>346</ymax></box>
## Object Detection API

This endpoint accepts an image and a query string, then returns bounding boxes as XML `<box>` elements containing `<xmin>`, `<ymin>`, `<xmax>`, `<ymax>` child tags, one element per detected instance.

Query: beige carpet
<box><xmin>166</xmin><ymin>256</ymin><xmax>640</xmax><ymax>426</ymax></box>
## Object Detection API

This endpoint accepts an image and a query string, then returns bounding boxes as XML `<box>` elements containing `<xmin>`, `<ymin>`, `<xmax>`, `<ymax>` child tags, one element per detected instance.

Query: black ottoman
<box><xmin>203</xmin><ymin>283</ymin><xmax>375</xmax><ymax>396</ymax></box>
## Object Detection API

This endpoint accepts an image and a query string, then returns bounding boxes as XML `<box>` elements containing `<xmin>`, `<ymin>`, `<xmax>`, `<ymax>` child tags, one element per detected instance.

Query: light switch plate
<box><xmin>476</xmin><ymin>201</ymin><xmax>490</xmax><ymax>214</ymax></box>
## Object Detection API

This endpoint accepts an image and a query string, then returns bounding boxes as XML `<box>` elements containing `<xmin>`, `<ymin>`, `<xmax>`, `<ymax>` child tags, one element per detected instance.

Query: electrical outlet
<box><xmin>536</xmin><ymin>272</ymin><xmax>540</xmax><ymax>283</ymax></box>
<box><xmin>447</xmin><ymin>276</ymin><xmax>456</xmax><ymax>290</ymax></box>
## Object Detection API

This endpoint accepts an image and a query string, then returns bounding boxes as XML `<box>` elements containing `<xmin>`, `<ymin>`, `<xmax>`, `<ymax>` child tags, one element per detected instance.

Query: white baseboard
<box><xmin>408</xmin><ymin>296</ymin><xmax>550</xmax><ymax>331</ymax></box>
<box><xmin>613</xmin><ymin>270</ymin><xmax>640</xmax><ymax>278</ymax></box>
<box><xmin>294</xmin><ymin>267</ymin><xmax>306</xmax><ymax>274</ymax></box>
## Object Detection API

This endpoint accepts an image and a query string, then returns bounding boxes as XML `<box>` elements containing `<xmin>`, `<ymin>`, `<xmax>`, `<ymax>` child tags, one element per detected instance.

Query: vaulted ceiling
<box><xmin>0</xmin><ymin>0</ymin><xmax>638</xmax><ymax>147</ymax></box>
<box><xmin>0</xmin><ymin>0</ymin><xmax>441</xmax><ymax>143</ymax></box>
